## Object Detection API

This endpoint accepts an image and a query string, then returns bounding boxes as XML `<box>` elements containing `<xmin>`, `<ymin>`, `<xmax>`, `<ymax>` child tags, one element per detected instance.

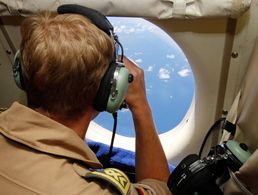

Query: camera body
<box><xmin>167</xmin><ymin>140</ymin><xmax>251</xmax><ymax>195</ymax></box>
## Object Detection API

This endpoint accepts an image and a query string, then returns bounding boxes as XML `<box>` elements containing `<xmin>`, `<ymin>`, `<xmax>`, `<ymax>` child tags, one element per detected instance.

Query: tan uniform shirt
<box><xmin>0</xmin><ymin>102</ymin><xmax>171</xmax><ymax>195</ymax></box>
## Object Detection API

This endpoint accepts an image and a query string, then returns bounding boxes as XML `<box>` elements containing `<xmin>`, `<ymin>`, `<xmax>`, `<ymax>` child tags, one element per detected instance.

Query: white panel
<box><xmin>0</xmin><ymin>0</ymin><xmax>251</xmax><ymax>19</ymax></box>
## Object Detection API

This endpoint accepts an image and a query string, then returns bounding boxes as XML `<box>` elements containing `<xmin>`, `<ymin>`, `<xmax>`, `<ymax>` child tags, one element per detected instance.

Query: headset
<box><xmin>12</xmin><ymin>4</ymin><xmax>133</xmax><ymax>113</ymax></box>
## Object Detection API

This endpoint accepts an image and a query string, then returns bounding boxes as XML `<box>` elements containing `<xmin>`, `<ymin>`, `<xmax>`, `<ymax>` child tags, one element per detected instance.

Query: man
<box><xmin>0</xmin><ymin>11</ymin><xmax>171</xmax><ymax>194</ymax></box>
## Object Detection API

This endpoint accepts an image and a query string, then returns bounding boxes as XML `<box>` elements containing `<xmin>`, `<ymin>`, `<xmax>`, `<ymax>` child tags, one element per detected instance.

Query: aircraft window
<box><xmin>94</xmin><ymin>17</ymin><xmax>195</xmax><ymax>137</ymax></box>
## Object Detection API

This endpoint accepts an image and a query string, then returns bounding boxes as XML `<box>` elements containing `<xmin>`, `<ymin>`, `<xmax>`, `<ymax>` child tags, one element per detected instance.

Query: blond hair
<box><xmin>20</xmin><ymin>12</ymin><xmax>114</xmax><ymax>119</ymax></box>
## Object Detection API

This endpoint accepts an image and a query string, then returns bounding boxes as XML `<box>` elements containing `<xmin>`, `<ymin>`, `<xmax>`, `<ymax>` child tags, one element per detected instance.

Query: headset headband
<box><xmin>57</xmin><ymin>4</ymin><xmax>113</xmax><ymax>36</ymax></box>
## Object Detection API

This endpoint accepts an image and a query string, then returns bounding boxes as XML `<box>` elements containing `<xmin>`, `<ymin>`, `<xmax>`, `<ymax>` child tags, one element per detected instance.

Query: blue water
<box><xmin>94</xmin><ymin>18</ymin><xmax>195</xmax><ymax>137</ymax></box>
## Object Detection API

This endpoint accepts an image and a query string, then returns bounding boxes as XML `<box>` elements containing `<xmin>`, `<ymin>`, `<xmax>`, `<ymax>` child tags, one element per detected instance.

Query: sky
<box><xmin>94</xmin><ymin>17</ymin><xmax>195</xmax><ymax>137</ymax></box>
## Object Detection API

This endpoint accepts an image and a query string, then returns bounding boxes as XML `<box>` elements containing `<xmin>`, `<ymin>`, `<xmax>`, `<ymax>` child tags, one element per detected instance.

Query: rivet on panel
<box><xmin>231</xmin><ymin>52</ymin><xmax>238</xmax><ymax>58</ymax></box>
<box><xmin>6</xmin><ymin>49</ymin><xmax>12</xmax><ymax>55</ymax></box>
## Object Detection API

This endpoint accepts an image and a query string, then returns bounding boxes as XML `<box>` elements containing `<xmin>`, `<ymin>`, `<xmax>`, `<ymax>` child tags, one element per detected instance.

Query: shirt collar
<box><xmin>0</xmin><ymin>102</ymin><xmax>102</xmax><ymax>169</ymax></box>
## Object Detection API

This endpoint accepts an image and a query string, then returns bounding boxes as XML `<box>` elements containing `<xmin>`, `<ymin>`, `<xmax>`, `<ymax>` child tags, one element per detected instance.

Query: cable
<box><xmin>106</xmin><ymin>112</ymin><xmax>118</xmax><ymax>167</ymax></box>
<box><xmin>198</xmin><ymin>117</ymin><xmax>226</xmax><ymax>158</ymax></box>
<box><xmin>116</xmin><ymin>40</ymin><xmax>124</xmax><ymax>62</ymax></box>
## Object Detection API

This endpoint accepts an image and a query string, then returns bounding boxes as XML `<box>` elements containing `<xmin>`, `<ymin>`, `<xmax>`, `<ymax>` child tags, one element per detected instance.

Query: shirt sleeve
<box><xmin>130</xmin><ymin>179</ymin><xmax>172</xmax><ymax>195</ymax></box>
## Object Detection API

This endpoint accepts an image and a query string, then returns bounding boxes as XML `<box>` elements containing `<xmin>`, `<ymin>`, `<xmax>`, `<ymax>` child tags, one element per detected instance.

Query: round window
<box><xmin>94</xmin><ymin>17</ymin><xmax>195</xmax><ymax>137</ymax></box>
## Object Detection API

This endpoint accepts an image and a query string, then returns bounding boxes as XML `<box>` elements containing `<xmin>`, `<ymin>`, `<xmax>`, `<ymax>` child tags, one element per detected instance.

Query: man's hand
<box><xmin>123</xmin><ymin>56</ymin><xmax>149</xmax><ymax>113</ymax></box>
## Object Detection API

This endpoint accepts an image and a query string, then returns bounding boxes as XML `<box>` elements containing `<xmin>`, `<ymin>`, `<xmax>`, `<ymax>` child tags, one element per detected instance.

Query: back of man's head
<box><xmin>20</xmin><ymin>12</ymin><xmax>114</xmax><ymax>119</ymax></box>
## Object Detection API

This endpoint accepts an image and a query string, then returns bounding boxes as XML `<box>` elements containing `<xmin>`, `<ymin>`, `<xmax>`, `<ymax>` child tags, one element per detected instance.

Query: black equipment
<box><xmin>167</xmin><ymin>140</ymin><xmax>251</xmax><ymax>195</ymax></box>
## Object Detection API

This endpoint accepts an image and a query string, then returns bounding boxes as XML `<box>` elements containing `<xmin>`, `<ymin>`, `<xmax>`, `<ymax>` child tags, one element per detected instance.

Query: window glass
<box><xmin>94</xmin><ymin>17</ymin><xmax>195</xmax><ymax>137</ymax></box>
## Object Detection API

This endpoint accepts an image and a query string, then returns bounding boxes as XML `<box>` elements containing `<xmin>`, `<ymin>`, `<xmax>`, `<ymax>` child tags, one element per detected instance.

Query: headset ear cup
<box><xmin>93</xmin><ymin>62</ymin><xmax>130</xmax><ymax>113</ymax></box>
<box><xmin>12</xmin><ymin>50</ymin><xmax>25</xmax><ymax>90</ymax></box>
<box><xmin>224</xmin><ymin>140</ymin><xmax>252</xmax><ymax>171</ymax></box>
<box><xmin>106</xmin><ymin>65</ymin><xmax>130</xmax><ymax>113</ymax></box>
<box><xmin>94</xmin><ymin>63</ymin><xmax>117</xmax><ymax>112</ymax></box>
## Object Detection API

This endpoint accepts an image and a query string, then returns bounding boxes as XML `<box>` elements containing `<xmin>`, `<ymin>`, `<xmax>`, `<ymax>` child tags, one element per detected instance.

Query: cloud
<box><xmin>147</xmin><ymin>26</ymin><xmax>155</xmax><ymax>32</ymax></box>
<box><xmin>113</xmin><ymin>25</ymin><xmax>125</xmax><ymax>33</ymax></box>
<box><xmin>146</xmin><ymin>86</ymin><xmax>153</xmax><ymax>94</ymax></box>
<box><xmin>112</xmin><ymin>18</ymin><xmax>158</xmax><ymax>34</ymax></box>
<box><xmin>166</xmin><ymin>54</ymin><xmax>175</xmax><ymax>59</ymax></box>
<box><xmin>134</xmin><ymin>52</ymin><xmax>143</xmax><ymax>55</ymax></box>
<box><xmin>124</xmin><ymin>28</ymin><xmax>136</xmax><ymax>34</ymax></box>
<box><xmin>159</xmin><ymin>68</ymin><xmax>170</xmax><ymax>80</ymax></box>
<box><xmin>114</xmin><ymin>25</ymin><xmax>139</xmax><ymax>34</ymax></box>
<box><xmin>120</xmin><ymin>109</ymin><xmax>130</xmax><ymax>113</ymax></box>
<box><xmin>135</xmin><ymin>59</ymin><xmax>142</xmax><ymax>63</ymax></box>
<box><xmin>146</xmin><ymin>66</ymin><xmax>153</xmax><ymax>72</ymax></box>
<box><xmin>178</xmin><ymin>69</ymin><xmax>191</xmax><ymax>77</ymax></box>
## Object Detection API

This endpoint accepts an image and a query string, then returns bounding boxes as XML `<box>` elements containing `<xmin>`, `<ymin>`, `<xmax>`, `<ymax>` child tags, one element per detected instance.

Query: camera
<box><xmin>167</xmin><ymin>140</ymin><xmax>251</xmax><ymax>195</ymax></box>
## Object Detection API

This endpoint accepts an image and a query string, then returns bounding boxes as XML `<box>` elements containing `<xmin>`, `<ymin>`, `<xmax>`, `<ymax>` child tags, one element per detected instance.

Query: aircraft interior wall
<box><xmin>152</xmin><ymin>17</ymin><xmax>230</xmax><ymax>162</ymax></box>
<box><xmin>0</xmin><ymin>16</ymin><xmax>26</xmax><ymax>107</ymax></box>
<box><xmin>0</xmin><ymin>1</ymin><xmax>258</xmax><ymax>165</ymax></box>
<box><xmin>154</xmin><ymin>0</ymin><xmax>258</xmax><ymax>162</ymax></box>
